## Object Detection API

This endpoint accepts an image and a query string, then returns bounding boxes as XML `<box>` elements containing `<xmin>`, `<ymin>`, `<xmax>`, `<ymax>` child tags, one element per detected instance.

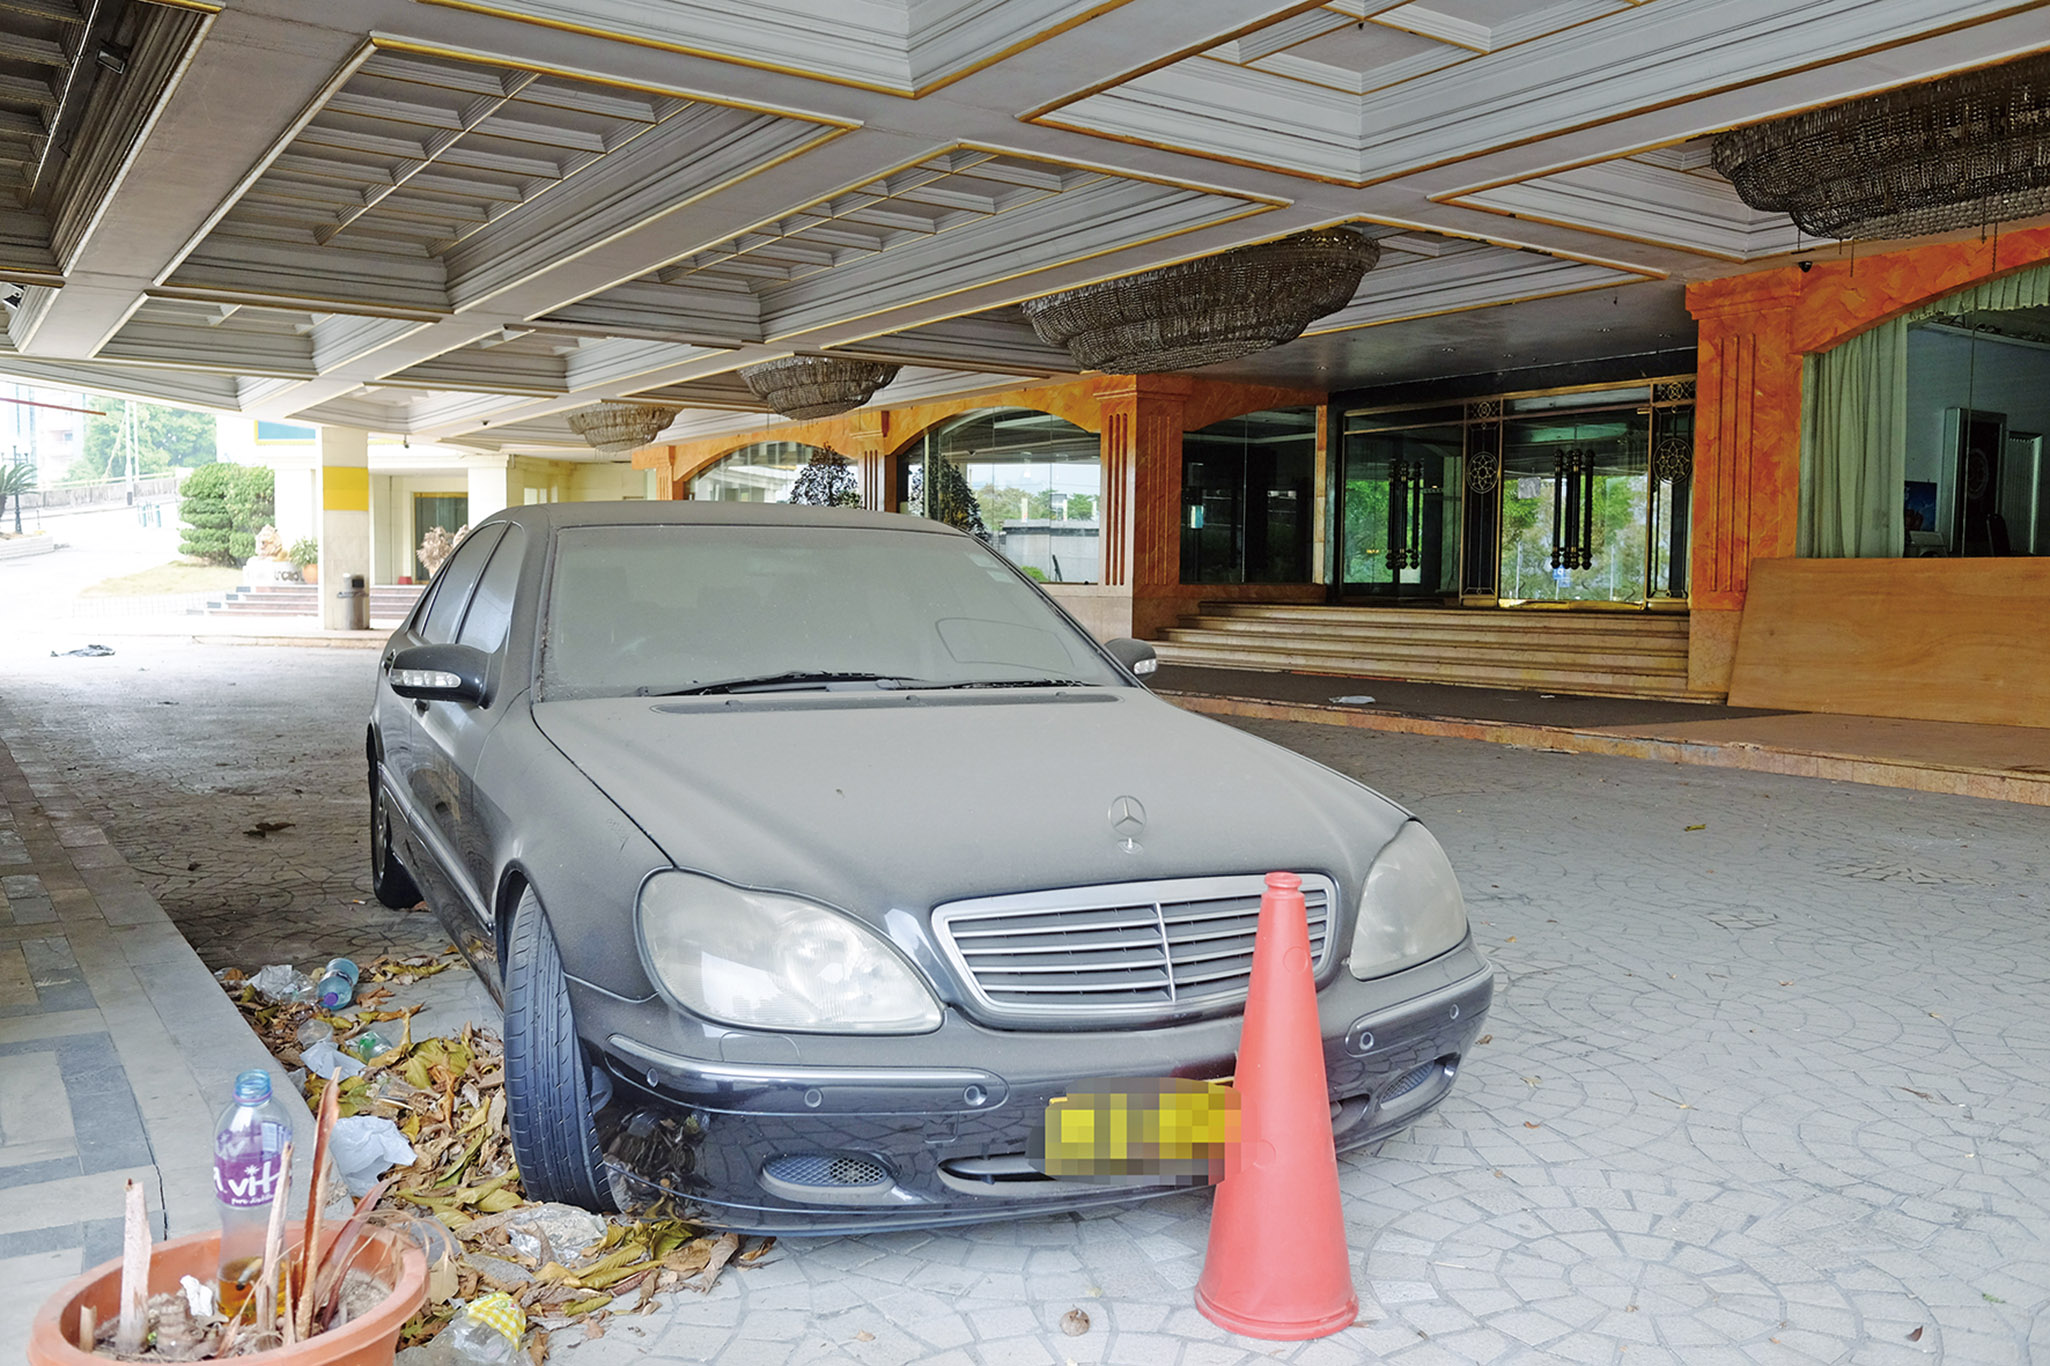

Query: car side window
<box><xmin>417</xmin><ymin>525</ymin><xmax>506</xmax><ymax>645</ymax></box>
<box><xmin>455</xmin><ymin>526</ymin><xmax>525</xmax><ymax>655</ymax></box>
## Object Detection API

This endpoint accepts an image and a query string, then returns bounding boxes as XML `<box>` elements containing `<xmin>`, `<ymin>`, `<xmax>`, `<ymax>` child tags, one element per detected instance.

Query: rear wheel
<box><xmin>368</xmin><ymin>763</ymin><xmax>422</xmax><ymax>910</ymax></box>
<box><xmin>504</xmin><ymin>887</ymin><xmax>615</xmax><ymax>1211</ymax></box>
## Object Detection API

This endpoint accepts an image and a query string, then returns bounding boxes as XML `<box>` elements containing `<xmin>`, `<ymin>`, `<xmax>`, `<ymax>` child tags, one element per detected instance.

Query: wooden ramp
<box><xmin>1153</xmin><ymin>603</ymin><xmax>1701</xmax><ymax>700</ymax></box>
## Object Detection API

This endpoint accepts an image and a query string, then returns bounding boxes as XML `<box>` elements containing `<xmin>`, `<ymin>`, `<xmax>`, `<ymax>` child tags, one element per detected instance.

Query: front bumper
<box><xmin>581</xmin><ymin>941</ymin><xmax>1494</xmax><ymax>1234</ymax></box>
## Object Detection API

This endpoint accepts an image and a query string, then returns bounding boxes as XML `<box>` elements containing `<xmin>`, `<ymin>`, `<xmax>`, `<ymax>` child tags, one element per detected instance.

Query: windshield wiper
<box><xmin>908</xmin><ymin>677</ymin><xmax>1102</xmax><ymax>690</ymax></box>
<box><xmin>653</xmin><ymin>671</ymin><xmax>910</xmax><ymax>697</ymax></box>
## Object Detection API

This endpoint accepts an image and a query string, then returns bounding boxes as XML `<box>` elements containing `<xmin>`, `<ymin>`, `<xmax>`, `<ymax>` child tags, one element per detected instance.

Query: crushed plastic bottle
<box><xmin>214</xmin><ymin>1069</ymin><xmax>293</xmax><ymax>1318</ymax></box>
<box><xmin>248</xmin><ymin>964</ymin><xmax>316</xmax><ymax>1004</ymax></box>
<box><xmin>394</xmin><ymin>1293</ymin><xmax>526</xmax><ymax>1364</ymax></box>
<box><xmin>316</xmin><ymin>957</ymin><xmax>360</xmax><ymax>1009</ymax></box>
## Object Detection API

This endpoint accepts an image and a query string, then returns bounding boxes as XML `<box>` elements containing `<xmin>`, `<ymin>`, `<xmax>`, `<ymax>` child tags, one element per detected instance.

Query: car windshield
<box><xmin>537</xmin><ymin>523</ymin><xmax>1129</xmax><ymax>700</ymax></box>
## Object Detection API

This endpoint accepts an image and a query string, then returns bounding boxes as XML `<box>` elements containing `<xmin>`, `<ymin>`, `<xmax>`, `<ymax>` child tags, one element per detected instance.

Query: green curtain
<box><xmin>1798</xmin><ymin>317</ymin><xmax>1906</xmax><ymax>558</ymax></box>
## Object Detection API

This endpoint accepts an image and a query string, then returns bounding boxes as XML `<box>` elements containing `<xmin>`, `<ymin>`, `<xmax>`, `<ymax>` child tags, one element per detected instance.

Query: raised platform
<box><xmin>1154</xmin><ymin>602</ymin><xmax>1702</xmax><ymax>701</ymax></box>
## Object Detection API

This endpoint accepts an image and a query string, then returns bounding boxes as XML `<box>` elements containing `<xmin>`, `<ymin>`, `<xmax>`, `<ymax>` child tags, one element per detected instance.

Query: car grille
<box><xmin>931</xmin><ymin>874</ymin><xmax>1337</xmax><ymax>1025</ymax></box>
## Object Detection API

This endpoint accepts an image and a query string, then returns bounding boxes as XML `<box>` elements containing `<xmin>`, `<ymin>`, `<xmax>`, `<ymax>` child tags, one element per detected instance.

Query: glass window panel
<box><xmin>691</xmin><ymin>442</ymin><xmax>859</xmax><ymax>505</ymax></box>
<box><xmin>418</xmin><ymin>524</ymin><xmax>505</xmax><ymax>645</ymax></box>
<box><xmin>899</xmin><ymin>409</ymin><xmax>1101</xmax><ymax>583</ymax></box>
<box><xmin>456</xmin><ymin>526</ymin><xmax>526</xmax><ymax>654</ymax></box>
<box><xmin>1180</xmin><ymin>408</ymin><xmax>1316</xmax><ymax>584</ymax></box>
<box><xmin>1339</xmin><ymin>425</ymin><xmax>1460</xmax><ymax>596</ymax></box>
<box><xmin>1498</xmin><ymin>415</ymin><xmax>1648</xmax><ymax>604</ymax></box>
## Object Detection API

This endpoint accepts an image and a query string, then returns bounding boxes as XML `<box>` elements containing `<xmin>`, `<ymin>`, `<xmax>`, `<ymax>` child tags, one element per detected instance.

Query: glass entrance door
<box><xmin>1497</xmin><ymin>414</ymin><xmax>1649</xmax><ymax>605</ymax></box>
<box><xmin>1338</xmin><ymin>421</ymin><xmax>1460</xmax><ymax>598</ymax></box>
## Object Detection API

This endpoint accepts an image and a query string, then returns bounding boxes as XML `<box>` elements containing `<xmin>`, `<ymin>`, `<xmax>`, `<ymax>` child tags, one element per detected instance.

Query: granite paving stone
<box><xmin>1</xmin><ymin>639</ymin><xmax>2046</xmax><ymax>1362</ymax></box>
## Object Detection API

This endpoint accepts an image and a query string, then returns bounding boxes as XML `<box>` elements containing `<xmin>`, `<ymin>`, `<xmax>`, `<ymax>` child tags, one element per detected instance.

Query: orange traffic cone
<box><xmin>1194</xmin><ymin>871</ymin><xmax>1358</xmax><ymax>1339</ymax></box>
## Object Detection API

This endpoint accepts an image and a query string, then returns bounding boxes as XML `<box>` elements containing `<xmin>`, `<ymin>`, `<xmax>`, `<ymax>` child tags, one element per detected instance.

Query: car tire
<box><xmin>504</xmin><ymin>886</ymin><xmax>616</xmax><ymax>1212</ymax></box>
<box><xmin>368</xmin><ymin>764</ymin><xmax>422</xmax><ymax>911</ymax></box>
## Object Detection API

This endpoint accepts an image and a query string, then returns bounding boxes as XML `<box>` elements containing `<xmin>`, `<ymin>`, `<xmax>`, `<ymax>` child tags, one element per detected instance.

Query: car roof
<box><xmin>473</xmin><ymin>500</ymin><xmax>960</xmax><ymax>536</ymax></box>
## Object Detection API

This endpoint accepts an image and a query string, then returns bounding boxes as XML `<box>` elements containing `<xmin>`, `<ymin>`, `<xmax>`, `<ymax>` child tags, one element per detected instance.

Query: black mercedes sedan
<box><xmin>368</xmin><ymin>502</ymin><xmax>1492</xmax><ymax>1232</ymax></box>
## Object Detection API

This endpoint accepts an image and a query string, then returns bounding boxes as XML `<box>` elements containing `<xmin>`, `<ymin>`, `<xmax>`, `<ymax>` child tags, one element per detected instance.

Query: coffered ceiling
<box><xmin>0</xmin><ymin>0</ymin><xmax>2044</xmax><ymax>456</ymax></box>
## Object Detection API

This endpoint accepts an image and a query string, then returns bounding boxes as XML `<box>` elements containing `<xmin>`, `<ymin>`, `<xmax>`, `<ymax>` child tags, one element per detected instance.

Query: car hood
<box><xmin>531</xmin><ymin>688</ymin><xmax>1406</xmax><ymax>925</ymax></box>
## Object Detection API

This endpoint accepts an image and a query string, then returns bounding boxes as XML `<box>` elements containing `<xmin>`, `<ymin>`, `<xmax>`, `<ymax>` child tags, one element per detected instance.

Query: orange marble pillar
<box><xmin>848</xmin><ymin>408</ymin><xmax>891</xmax><ymax>510</ymax></box>
<box><xmin>1685</xmin><ymin>274</ymin><xmax>1801</xmax><ymax>693</ymax></box>
<box><xmin>1098</xmin><ymin>375</ymin><xmax>1194</xmax><ymax>638</ymax></box>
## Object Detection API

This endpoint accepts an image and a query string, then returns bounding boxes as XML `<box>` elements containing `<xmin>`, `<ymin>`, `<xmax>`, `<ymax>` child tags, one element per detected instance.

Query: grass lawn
<box><xmin>80</xmin><ymin>562</ymin><xmax>246</xmax><ymax>596</ymax></box>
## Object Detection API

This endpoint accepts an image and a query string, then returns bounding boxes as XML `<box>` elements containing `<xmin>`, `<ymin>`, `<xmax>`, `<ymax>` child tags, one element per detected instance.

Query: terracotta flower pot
<box><xmin>300</xmin><ymin>563</ymin><xmax>319</xmax><ymax>586</ymax></box>
<box><xmin>28</xmin><ymin>1224</ymin><xmax>426</xmax><ymax>1365</ymax></box>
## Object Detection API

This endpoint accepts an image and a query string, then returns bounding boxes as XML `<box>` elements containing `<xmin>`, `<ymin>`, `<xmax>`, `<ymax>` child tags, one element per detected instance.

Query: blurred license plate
<box><xmin>1031</xmin><ymin>1077</ymin><xmax>1241</xmax><ymax>1184</ymax></box>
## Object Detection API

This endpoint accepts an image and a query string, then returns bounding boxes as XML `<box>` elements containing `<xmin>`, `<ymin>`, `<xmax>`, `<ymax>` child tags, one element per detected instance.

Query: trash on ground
<box><xmin>1330</xmin><ymin>695</ymin><xmax>1377</xmax><ymax>705</ymax></box>
<box><xmin>217</xmin><ymin>951</ymin><xmax>771</xmax><ymax>1357</ymax></box>
<box><xmin>51</xmin><ymin>642</ymin><xmax>116</xmax><ymax>657</ymax></box>
<box><xmin>300</xmin><ymin>1038</ymin><xmax>367</xmax><ymax>1081</ymax></box>
<box><xmin>245</xmin><ymin>964</ymin><xmax>315</xmax><ymax>1004</ymax></box>
<box><xmin>317</xmin><ymin>957</ymin><xmax>360</xmax><ymax>1009</ymax></box>
<box><xmin>331</xmin><ymin>1116</ymin><xmax>419</xmax><ymax>1197</ymax></box>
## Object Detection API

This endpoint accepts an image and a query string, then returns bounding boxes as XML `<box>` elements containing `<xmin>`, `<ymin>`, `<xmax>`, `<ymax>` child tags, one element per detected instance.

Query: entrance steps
<box><xmin>197</xmin><ymin>582</ymin><xmax>423</xmax><ymax>624</ymax></box>
<box><xmin>1154</xmin><ymin>603</ymin><xmax>1703</xmax><ymax>701</ymax></box>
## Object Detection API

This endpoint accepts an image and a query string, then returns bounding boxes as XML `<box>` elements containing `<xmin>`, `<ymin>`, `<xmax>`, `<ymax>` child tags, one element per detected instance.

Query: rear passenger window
<box><xmin>456</xmin><ymin>527</ymin><xmax>525</xmax><ymax>654</ymax></box>
<box><xmin>418</xmin><ymin>525</ymin><xmax>505</xmax><ymax>644</ymax></box>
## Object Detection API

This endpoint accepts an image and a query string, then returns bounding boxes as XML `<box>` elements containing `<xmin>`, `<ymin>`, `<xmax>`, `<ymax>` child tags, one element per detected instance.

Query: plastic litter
<box><xmin>300</xmin><ymin>1039</ymin><xmax>367</xmax><ymax>1082</ymax></box>
<box><xmin>179</xmin><ymin>1274</ymin><xmax>215</xmax><ymax>1318</ymax></box>
<box><xmin>248</xmin><ymin>963</ymin><xmax>316</xmax><ymax>1004</ymax></box>
<box><xmin>504</xmin><ymin>1202</ymin><xmax>607</xmax><ymax>1264</ymax></box>
<box><xmin>50</xmin><ymin>643</ymin><xmax>115</xmax><ymax>657</ymax></box>
<box><xmin>395</xmin><ymin>1293</ymin><xmax>525</xmax><ymax>1364</ymax></box>
<box><xmin>317</xmin><ymin>956</ymin><xmax>360</xmax><ymax>1009</ymax></box>
<box><xmin>1330</xmin><ymin>695</ymin><xmax>1377</xmax><ymax>705</ymax></box>
<box><xmin>346</xmin><ymin>1028</ymin><xmax>397</xmax><ymax>1062</ymax></box>
<box><xmin>329</xmin><ymin>1115</ymin><xmax>417</xmax><ymax>1198</ymax></box>
<box><xmin>295</xmin><ymin>1018</ymin><xmax>335</xmax><ymax>1050</ymax></box>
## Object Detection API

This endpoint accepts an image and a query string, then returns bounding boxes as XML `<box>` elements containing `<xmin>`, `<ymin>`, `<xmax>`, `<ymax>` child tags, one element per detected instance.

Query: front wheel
<box><xmin>368</xmin><ymin>762</ymin><xmax>422</xmax><ymax>911</ymax></box>
<box><xmin>504</xmin><ymin>887</ymin><xmax>615</xmax><ymax>1211</ymax></box>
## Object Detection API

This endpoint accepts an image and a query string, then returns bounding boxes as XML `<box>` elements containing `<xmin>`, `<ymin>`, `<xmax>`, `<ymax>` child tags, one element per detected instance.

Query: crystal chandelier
<box><xmin>1018</xmin><ymin>227</ymin><xmax>1380</xmax><ymax>374</ymax></box>
<box><xmin>740</xmin><ymin>356</ymin><xmax>901</xmax><ymax>420</ymax></box>
<box><xmin>1713</xmin><ymin>52</ymin><xmax>2050</xmax><ymax>240</ymax></box>
<box><xmin>564</xmin><ymin>402</ymin><xmax>681</xmax><ymax>455</ymax></box>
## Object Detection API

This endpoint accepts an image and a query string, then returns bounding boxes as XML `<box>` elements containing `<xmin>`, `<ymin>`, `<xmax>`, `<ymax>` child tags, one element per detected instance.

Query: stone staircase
<box><xmin>1154</xmin><ymin>603</ymin><xmax>1703</xmax><ymax>700</ymax></box>
<box><xmin>198</xmin><ymin>582</ymin><xmax>424</xmax><ymax>624</ymax></box>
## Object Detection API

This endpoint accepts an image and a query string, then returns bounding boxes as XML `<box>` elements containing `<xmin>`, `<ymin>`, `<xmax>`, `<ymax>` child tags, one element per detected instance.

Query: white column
<box><xmin>467</xmin><ymin>454</ymin><xmax>514</xmax><ymax>524</ymax></box>
<box><xmin>317</xmin><ymin>426</ymin><xmax>370</xmax><ymax>629</ymax></box>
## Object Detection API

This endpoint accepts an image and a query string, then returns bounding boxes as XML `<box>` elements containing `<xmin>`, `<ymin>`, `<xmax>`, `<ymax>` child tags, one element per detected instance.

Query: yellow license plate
<box><xmin>1031</xmin><ymin>1077</ymin><xmax>1241</xmax><ymax>1184</ymax></box>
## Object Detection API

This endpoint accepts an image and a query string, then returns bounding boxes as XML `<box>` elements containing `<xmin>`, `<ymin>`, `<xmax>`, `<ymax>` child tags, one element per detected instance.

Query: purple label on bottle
<box><xmin>214</xmin><ymin>1120</ymin><xmax>289</xmax><ymax>1208</ymax></box>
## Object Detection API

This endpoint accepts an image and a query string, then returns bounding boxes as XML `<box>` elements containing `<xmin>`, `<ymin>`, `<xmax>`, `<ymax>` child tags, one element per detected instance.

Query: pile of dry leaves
<box><xmin>217</xmin><ymin>952</ymin><xmax>770</xmax><ymax>1358</ymax></box>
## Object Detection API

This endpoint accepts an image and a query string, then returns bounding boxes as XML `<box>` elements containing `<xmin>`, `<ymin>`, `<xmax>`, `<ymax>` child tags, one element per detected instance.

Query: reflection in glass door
<box><xmin>1339</xmin><ymin>422</ymin><xmax>1461</xmax><ymax>597</ymax></box>
<box><xmin>1497</xmin><ymin>415</ymin><xmax>1649</xmax><ymax>605</ymax></box>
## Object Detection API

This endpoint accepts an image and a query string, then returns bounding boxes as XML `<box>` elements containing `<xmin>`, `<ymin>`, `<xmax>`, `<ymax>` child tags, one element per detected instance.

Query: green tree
<box><xmin>178</xmin><ymin>463</ymin><xmax>273</xmax><ymax>565</ymax></box>
<box><xmin>784</xmin><ymin>447</ymin><xmax>860</xmax><ymax>507</ymax></box>
<box><xmin>75</xmin><ymin>397</ymin><xmax>216</xmax><ymax>482</ymax></box>
<box><xmin>908</xmin><ymin>460</ymin><xmax>987</xmax><ymax>540</ymax></box>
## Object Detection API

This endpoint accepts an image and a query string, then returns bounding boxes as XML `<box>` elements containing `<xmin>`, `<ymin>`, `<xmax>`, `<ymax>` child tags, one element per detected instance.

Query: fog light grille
<box><xmin>1380</xmin><ymin>1061</ymin><xmax>1438</xmax><ymax>1104</ymax></box>
<box><xmin>762</xmin><ymin>1153</ymin><xmax>889</xmax><ymax>1189</ymax></box>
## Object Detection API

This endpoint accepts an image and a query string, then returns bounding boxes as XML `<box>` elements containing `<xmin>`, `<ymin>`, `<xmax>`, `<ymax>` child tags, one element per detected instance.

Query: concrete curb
<box><xmin>1161</xmin><ymin>689</ymin><xmax>2050</xmax><ymax>808</ymax></box>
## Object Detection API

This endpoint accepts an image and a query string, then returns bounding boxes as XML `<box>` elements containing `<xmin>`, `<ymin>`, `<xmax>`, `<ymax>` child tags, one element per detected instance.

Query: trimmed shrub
<box><xmin>178</xmin><ymin>463</ymin><xmax>275</xmax><ymax>567</ymax></box>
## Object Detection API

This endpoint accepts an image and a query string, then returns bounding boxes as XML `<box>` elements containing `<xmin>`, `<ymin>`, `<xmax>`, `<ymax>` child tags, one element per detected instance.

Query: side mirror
<box><xmin>388</xmin><ymin>643</ymin><xmax>488</xmax><ymax>704</ymax></box>
<box><xmin>1104</xmin><ymin>637</ymin><xmax>1158</xmax><ymax>678</ymax></box>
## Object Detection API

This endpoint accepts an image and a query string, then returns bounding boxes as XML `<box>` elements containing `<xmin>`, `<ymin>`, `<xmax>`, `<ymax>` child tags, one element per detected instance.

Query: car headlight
<box><xmin>638</xmin><ymin>872</ymin><xmax>942</xmax><ymax>1033</ymax></box>
<box><xmin>1348</xmin><ymin>822</ymin><xmax>1468</xmax><ymax>980</ymax></box>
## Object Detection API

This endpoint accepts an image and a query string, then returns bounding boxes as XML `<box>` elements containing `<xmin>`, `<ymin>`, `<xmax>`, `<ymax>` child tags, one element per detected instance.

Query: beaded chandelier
<box><xmin>564</xmin><ymin>402</ymin><xmax>681</xmax><ymax>455</ymax></box>
<box><xmin>1019</xmin><ymin>227</ymin><xmax>1380</xmax><ymax>373</ymax></box>
<box><xmin>740</xmin><ymin>356</ymin><xmax>900</xmax><ymax>420</ymax></box>
<box><xmin>1713</xmin><ymin>52</ymin><xmax>2050</xmax><ymax>240</ymax></box>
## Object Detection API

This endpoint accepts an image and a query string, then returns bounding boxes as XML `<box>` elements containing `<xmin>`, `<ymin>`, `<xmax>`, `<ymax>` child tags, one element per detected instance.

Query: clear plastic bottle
<box><xmin>394</xmin><ymin>1294</ymin><xmax>525</xmax><ymax>1364</ymax></box>
<box><xmin>213</xmin><ymin>1069</ymin><xmax>293</xmax><ymax>1317</ymax></box>
<box><xmin>316</xmin><ymin>957</ymin><xmax>360</xmax><ymax>1009</ymax></box>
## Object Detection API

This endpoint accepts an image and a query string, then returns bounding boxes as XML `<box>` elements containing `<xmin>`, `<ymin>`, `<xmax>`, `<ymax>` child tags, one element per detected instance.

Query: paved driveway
<box><xmin>3</xmin><ymin>640</ymin><xmax>2044</xmax><ymax>1363</ymax></box>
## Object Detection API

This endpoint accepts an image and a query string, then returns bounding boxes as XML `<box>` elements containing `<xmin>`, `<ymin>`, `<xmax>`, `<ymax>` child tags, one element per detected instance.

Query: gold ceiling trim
<box><xmin>411</xmin><ymin>0</ymin><xmax>1140</xmax><ymax>100</ymax></box>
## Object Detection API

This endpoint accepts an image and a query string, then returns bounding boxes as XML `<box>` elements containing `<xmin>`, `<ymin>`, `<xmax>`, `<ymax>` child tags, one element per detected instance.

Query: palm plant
<box><xmin>0</xmin><ymin>460</ymin><xmax>33</xmax><ymax>534</ymax></box>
